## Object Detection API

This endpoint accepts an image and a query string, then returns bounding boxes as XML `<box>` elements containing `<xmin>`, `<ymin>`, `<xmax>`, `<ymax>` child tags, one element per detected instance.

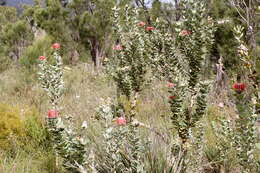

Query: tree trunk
<box><xmin>247</xmin><ymin>25</ymin><xmax>257</xmax><ymax>51</ymax></box>
<box><xmin>174</xmin><ymin>0</ymin><xmax>181</xmax><ymax>21</ymax></box>
<box><xmin>90</xmin><ymin>39</ymin><xmax>103</xmax><ymax>69</ymax></box>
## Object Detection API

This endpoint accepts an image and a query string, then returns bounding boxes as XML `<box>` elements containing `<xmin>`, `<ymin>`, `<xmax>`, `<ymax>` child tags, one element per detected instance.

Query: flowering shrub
<box><xmin>208</xmin><ymin>25</ymin><xmax>259</xmax><ymax>173</ymax></box>
<box><xmin>143</xmin><ymin>0</ymin><xmax>216</xmax><ymax>171</ymax></box>
<box><xmin>38</xmin><ymin>43</ymin><xmax>89</xmax><ymax>173</ymax></box>
<box><xmin>231</xmin><ymin>26</ymin><xmax>258</xmax><ymax>172</ymax></box>
<box><xmin>95</xmin><ymin>99</ymin><xmax>146</xmax><ymax>172</ymax></box>
<box><xmin>98</xmin><ymin>125</ymin><xmax>146</xmax><ymax>173</ymax></box>
<box><xmin>33</xmin><ymin>3</ymin><xmax>258</xmax><ymax>173</ymax></box>
<box><xmin>110</xmin><ymin>1</ymin><xmax>217</xmax><ymax>172</ymax></box>
<box><xmin>110</xmin><ymin>5</ymin><xmax>152</xmax><ymax>121</ymax></box>
<box><xmin>172</xmin><ymin>0</ymin><xmax>215</xmax><ymax>139</ymax></box>
<box><xmin>38</xmin><ymin>45</ymin><xmax>64</xmax><ymax>107</ymax></box>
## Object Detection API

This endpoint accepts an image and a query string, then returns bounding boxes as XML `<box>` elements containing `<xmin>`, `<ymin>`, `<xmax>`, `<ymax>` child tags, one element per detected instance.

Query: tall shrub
<box><xmin>145</xmin><ymin>0</ymin><xmax>216</xmax><ymax>171</ymax></box>
<box><xmin>38</xmin><ymin>44</ymin><xmax>88</xmax><ymax>173</ymax></box>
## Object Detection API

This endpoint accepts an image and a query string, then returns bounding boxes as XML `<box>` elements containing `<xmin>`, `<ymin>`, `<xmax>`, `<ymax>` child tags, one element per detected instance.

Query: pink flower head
<box><xmin>38</xmin><ymin>56</ymin><xmax>46</xmax><ymax>61</ymax></box>
<box><xmin>167</xmin><ymin>82</ymin><xmax>175</xmax><ymax>88</ymax></box>
<box><xmin>218</xmin><ymin>102</ymin><xmax>224</xmax><ymax>108</ymax></box>
<box><xmin>138</xmin><ymin>21</ymin><xmax>146</xmax><ymax>27</ymax></box>
<box><xmin>179</xmin><ymin>30</ymin><xmax>191</xmax><ymax>36</ymax></box>
<box><xmin>116</xmin><ymin>117</ymin><xmax>126</xmax><ymax>126</ymax></box>
<box><xmin>233</xmin><ymin>82</ymin><xmax>246</xmax><ymax>93</ymax></box>
<box><xmin>113</xmin><ymin>44</ymin><xmax>123</xmax><ymax>51</ymax></box>
<box><xmin>52</xmin><ymin>43</ymin><xmax>61</xmax><ymax>49</ymax></box>
<box><xmin>48</xmin><ymin>109</ymin><xmax>59</xmax><ymax>119</ymax></box>
<box><xmin>146</xmin><ymin>26</ymin><xmax>155</xmax><ymax>31</ymax></box>
<box><xmin>169</xmin><ymin>96</ymin><xmax>176</xmax><ymax>100</ymax></box>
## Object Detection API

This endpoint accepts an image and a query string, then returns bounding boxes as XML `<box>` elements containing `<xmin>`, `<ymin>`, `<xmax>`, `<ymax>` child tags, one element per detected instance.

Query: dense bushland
<box><xmin>0</xmin><ymin>0</ymin><xmax>259</xmax><ymax>173</ymax></box>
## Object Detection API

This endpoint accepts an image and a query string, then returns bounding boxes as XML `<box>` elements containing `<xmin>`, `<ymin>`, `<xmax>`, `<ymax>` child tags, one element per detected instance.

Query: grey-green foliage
<box><xmin>47</xmin><ymin>118</ymin><xmax>89</xmax><ymax>173</ymax></box>
<box><xmin>110</xmin><ymin>5</ymin><xmax>150</xmax><ymax>99</ymax></box>
<box><xmin>38</xmin><ymin>49</ymin><xmax>89</xmax><ymax>173</ymax></box>
<box><xmin>147</xmin><ymin>0</ymin><xmax>215</xmax><ymax>144</ymax></box>
<box><xmin>145</xmin><ymin>19</ymin><xmax>184</xmax><ymax>80</ymax></box>
<box><xmin>231</xmin><ymin>25</ymin><xmax>258</xmax><ymax>173</ymax></box>
<box><xmin>143</xmin><ymin>1</ymin><xmax>216</xmax><ymax>171</ymax></box>
<box><xmin>95</xmin><ymin>101</ymin><xmax>146</xmax><ymax>173</ymax></box>
<box><xmin>209</xmin><ymin>119</ymin><xmax>235</xmax><ymax>172</ymax></box>
<box><xmin>38</xmin><ymin>51</ymin><xmax>64</xmax><ymax>107</ymax></box>
<box><xmin>170</xmin><ymin>0</ymin><xmax>214</xmax><ymax>140</ymax></box>
<box><xmin>96</xmin><ymin>125</ymin><xmax>146</xmax><ymax>173</ymax></box>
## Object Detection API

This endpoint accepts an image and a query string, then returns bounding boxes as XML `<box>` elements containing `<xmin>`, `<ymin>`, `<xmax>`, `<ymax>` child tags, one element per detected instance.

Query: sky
<box><xmin>3</xmin><ymin>0</ymin><xmax>173</xmax><ymax>8</ymax></box>
<box><xmin>160</xmin><ymin>0</ymin><xmax>172</xmax><ymax>3</ymax></box>
<box><xmin>5</xmin><ymin>0</ymin><xmax>34</xmax><ymax>7</ymax></box>
<box><xmin>4</xmin><ymin>0</ymin><xmax>173</xmax><ymax>5</ymax></box>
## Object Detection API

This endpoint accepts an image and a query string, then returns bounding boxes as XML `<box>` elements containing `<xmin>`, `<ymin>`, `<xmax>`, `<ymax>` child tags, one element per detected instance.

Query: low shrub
<box><xmin>0</xmin><ymin>103</ymin><xmax>48</xmax><ymax>152</ymax></box>
<box><xmin>0</xmin><ymin>103</ymin><xmax>26</xmax><ymax>150</ymax></box>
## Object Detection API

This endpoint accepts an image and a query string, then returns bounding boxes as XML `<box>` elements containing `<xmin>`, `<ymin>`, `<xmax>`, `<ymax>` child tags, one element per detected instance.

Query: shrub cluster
<box><xmin>0</xmin><ymin>103</ymin><xmax>47</xmax><ymax>152</ymax></box>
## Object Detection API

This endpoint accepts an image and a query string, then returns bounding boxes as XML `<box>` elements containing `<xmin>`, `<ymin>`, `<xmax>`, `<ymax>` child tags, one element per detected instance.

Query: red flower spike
<box><xmin>179</xmin><ymin>30</ymin><xmax>191</xmax><ymax>36</ymax></box>
<box><xmin>116</xmin><ymin>117</ymin><xmax>126</xmax><ymax>126</ymax></box>
<box><xmin>169</xmin><ymin>96</ymin><xmax>176</xmax><ymax>100</ymax></box>
<box><xmin>138</xmin><ymin>21</ymin><xmax>146</xmax><ymax>27</ymax></box>
<box><xmin>39</xmin><ymin>56</ymin><xmax>46</xmax><ymax>61</ymax></box>
<box><xmin>52</xmin><ymin>43</ymin><xmax>61</xmax><ymax>49</ymax></box>
<box><xmin>146</xmin><ymin>26</ymin><xmax>155</xmax><ymax>31</ymax></box>
<box><xmin>48</xmin><ymin>109</ymin><xmax>59</xmax><ymax>119</ymax></box>
<box><xmin>233</xmin><ymin>82</ymin><xmax>246</xmax><ymax>93</ymax></box>
<box><xmin>113</xmin><ymin>44</ymin><xmax>123</xmax><ymax>51</ymax></box>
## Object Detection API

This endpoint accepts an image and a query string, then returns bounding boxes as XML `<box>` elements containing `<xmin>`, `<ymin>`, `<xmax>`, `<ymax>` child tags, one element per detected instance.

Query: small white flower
<box><xmin>217</xmin><ymin>19</ymin><xmax>230</xmax><ymax>24</ymax></box>
<box><xmin>81</xmin><ymin>121</ymin><xmax>88</xmax><ymax>129</ymax></box>
<box><xmin>239</xmin><ymin>44</ymin><xmax>248</xmax><ymax>52</ymax></box>
<box><xmin>103</xmin><ymin>106</ymin><xmax>111</xmax><ymax>113</ymax></box>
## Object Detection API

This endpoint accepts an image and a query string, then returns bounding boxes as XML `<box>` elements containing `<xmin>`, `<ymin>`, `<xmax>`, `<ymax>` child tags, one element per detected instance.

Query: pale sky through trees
<box><xmin>3</xmin><ymin>0</ymin><xmax>174</xmax><ymax>8</ymax></box>
<box><xmin>160</xmin><ymin>0</ymin><xmax>172</xmax><ymax>3</ymax></box>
